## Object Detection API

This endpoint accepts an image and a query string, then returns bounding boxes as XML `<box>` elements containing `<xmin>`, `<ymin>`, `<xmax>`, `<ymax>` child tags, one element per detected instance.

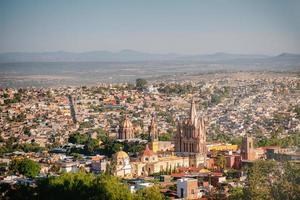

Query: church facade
<box><xmin>175</xmin><ymin>99</ymin><xmax>207</xmax><ymax>167</ymax></box>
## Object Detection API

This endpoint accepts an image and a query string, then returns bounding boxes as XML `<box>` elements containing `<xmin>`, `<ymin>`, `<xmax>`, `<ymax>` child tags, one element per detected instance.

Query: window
<box><xmin>191</xmin><ymin>189</ymin><xmax>195</xmax><ymax>194</ymax></box>
<box><xmin>180</xmin><ymin>188</ymin><xmax>184</xmax><ymax>198</ymax></box>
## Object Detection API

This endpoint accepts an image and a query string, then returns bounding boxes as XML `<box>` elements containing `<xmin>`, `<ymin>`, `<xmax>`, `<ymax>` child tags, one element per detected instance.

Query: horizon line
<box><xmin>1</xmin><ymin>49</ymin><xmax>300</xmax><ymax>57</ymax></box>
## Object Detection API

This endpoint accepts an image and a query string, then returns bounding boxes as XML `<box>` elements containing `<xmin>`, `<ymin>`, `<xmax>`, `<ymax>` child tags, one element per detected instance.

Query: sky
<box><xmin>0</xmin><ymin>0</ymin><xmax>300</xmax><ymax>55</ymax></box>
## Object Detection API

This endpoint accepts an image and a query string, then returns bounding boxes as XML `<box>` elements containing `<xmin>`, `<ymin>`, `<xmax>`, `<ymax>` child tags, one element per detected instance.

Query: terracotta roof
<box><xmin>142</xmin><ymin>144</ymin><xmax>154</xmax><ymax>157</ymax></box>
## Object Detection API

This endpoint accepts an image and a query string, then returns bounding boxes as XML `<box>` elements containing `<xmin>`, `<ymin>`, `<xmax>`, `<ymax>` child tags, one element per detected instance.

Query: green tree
<box><xmin>9</xmin><ymin>158</ymin><xmax>41</xmax><ymax>178</ymax></box>
<box><xmin>244</xmin><ymin>160</ymin><xmax>277</xmax><ymax>200</ymax></box>
<box><xmin>37</xmin><ymin>172</ymin><xmax>95</xmax><ymax>200</ymax></box>
<box><xmin>228</xmin><ymin>187</ymin><xmax>244</xmax><ymax>200</ymax></box>
<box><xmin>294</xmin><ymin>105</ymin><xmax>300</xmax><ymax>118</ymax></box>
<box><xmin>215</xmin><ymin>155</ymin><xmax>226</xmax><ymax>171</ymax></box>
<box><xmin>2</xmin><ymin>183</ymin><xmax>37</xmax><ymax>200</ymax></box>
<box><xmin>93</xmin><ymin>174</ymin><xmax>133</xmax><ymax>200</ymax></box>
<box><xmin>94</xmin><ymin>128</ymin><xmax>109</xmax><ymax>143</ymax></box>
<box><xmin>84</xmin><ymin>138</ymin><xmax>99</xmax><ymax>154</ymax></box>
<box><xmin>102</xmin><ymin>141</ymin><xmax>124</xmax><ymax>157</ymax></box>
<box><xmin>135</xmin><ymin>186</ymin><xmax>164</xmax><ymax>200</ymax></box>
<box><xmin>136</xmin><ymin>78</ymin><xmax>147</xmax><ymax>90</ymax></box>
<box><xmin>70</xmin><ymin>153</ymin><xmax>84</xmax><ymax>161</ymax></box>
<box><xmin>23</xmin><ymin>127</ymin><xmax>31</xmax><ymax>137</ymax></box>
<box><xmin>271</xmin><ymin>162</ymin><xmax>300</xmax><ymax>200</ymax></box>
<box><xmin>68</xmin><ymin>132</ymin><xmax>88</xmax><ymax>144</ymax></box>
<box><xmin>211</xmin><ymin>94</ymin><xmax>221</xmax><ymax>105</ymax></box>
<box><xmin>158</xmin><ymin>131</ymin><xmax>173</xmax><ymax>141</ymax></box>
<box><xmin>19</xmin><ymin>142</ymin><xmax>44</xmax><ymax>153</ymax></box>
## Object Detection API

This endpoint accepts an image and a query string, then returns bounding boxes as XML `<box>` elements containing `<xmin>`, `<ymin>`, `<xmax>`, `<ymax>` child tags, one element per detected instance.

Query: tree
<box><xmin>244</xmin><ymin>160</ymin><xmax>277</xmax><ymax>200</ymax></box>
<box><xmin>211</xmin><ymin>94</ymin><xmax>221</xmax><ymax>105</ymax></box>
<box><xmin>3</xmin><ymin>172</ymin><xmax>166</xmax><ymax>200</ymax></box>
<box><xmin>1</xmin><ymin>182</ymin><xmax>37</xmax><ymax>200</ymax></box>
<box><xmin>226</xmin><ymin>169</ymin><xmax>240</xmax><ymax>180</ymax></box>
<box><xmin>37</xmin><ymin>172</ymin><xmax>95</xmax><ymax>200</ymax></box>
<box><xmin>19</xmin><ymin>142</ymin><xmax>44</xmax><ymax>153</ymax></box>
<box><xmin>93</xmin><ymin>174</ymin><xmax>133</xmax><ymax>200</ymax></box>
<box><xmin>23</xmin><ymin>127</ymin><xmax>31</xmax><ymax>137</ymax></box>
<box><xmin>294</xmin><ymin>105</ymin><xmax>300</xmax><ymax>118</ymax></box>
<box><xmin>124</xmin><ymin>142</ymin><xmax>145</xmax><ymax>155</ymax></box>
<box><xmin>215</xmin><ymin>155</ymin><xmax>226</xmax><ymax>171</ymax></box>
<box><xmin>94</xmin><ymin>128</ymin><xmax>109</xmax><ymax>143</ymax></box>
<box><xmin>243</xmin><ymin>160</ymin><xmax>300</xmax><ymax>200</ymax></box>
<box><xmin>83</xmin><ymin>138</ymin><xmax>99</xmax><ymax>154</ymax></box>
<box><xmin>228</xmin><ymin>187</ymin><xmax>244</xmax><ymax>200</ymax></box>
<box><xmin>70</xmin><ymin>153</ymin><xmax>84</xmax><ymax>161</ymax></box>
<box><xmin>158</xmin><ymin>131</ymin><xmax>173</xmax><ymax>141</ymax></box>
<box><xmin>68</xmin><ymin>132</ymin><xmax>88</xmax><ymax>144</ymax></box>
<box><xmin>271</xmin><ymin>162</ymin><xmax>300</xmax><ymax>200</ymax></box>
<box><xmin>101</xmin><ymin>140</ymin><xmax>124</xmax><ymax>157</ymax></box>
<box><xmin>135</xmin><ymin>186</ymin><xmax>164</xmax><ymax>200</ymax></box>
<box><xmin>136</xmin><ymin>78</ymin><xmax>147</xmax><ymax>90</ymax></box>
<box><xmin>9</xmin><ymin>158</ymin><xmax>41</xmax><ymax>178</ymax></box>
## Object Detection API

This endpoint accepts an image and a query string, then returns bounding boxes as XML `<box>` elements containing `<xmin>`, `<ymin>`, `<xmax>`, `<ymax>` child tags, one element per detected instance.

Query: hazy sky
<box><xmin>1</xmin><ymin>0</ymin><xmax>300</xmax><ymax>55</ymax></box>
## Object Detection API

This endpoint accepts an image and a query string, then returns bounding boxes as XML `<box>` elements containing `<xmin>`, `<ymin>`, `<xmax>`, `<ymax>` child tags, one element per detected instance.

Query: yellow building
<box><xmin>207</xmin><ymin>144</ymin><xmax>238</xmax><ymax>151</ymax></box>
<box><xmin>131</xmin><ymin>145</ymin><xmax>189</xmax><ymax>177</ymax></box>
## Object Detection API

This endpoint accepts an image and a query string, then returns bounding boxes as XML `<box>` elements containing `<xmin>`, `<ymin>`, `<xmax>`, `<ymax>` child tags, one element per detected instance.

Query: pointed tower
<box><xmin>190</xmin><ymin>98</ymin><xmax>197</xmax><ymax>122</ymax></box>
<box><xmin>148</xmin><ymin>113</ymin><xmax>158</xmax><ymax>142</ymax></box>
<box><xmin>175</xmin><ymin>99</ymin><xmax>207</xmax><ymax>166</ymax></box>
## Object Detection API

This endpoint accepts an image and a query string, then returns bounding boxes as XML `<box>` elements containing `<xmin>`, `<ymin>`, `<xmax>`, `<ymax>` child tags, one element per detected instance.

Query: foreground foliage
<box><xmin>229</xmin><ymin>160</ymin><xmax>300</xmax><ymax>200</ymax></box>
<box><xmin>1</xmin><ymin>172</ymin><xmax>165</xmax><ymax>200</ymax></box>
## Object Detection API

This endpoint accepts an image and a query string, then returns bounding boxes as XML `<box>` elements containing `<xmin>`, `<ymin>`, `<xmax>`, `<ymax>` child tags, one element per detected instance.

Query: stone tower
<box><xmin>241</xmin><ymin>135</ymin><xmax>256</xmax><ymax>161</ymax></box>
<box><xmin>148</xmin><ymin>113</ymin><xmax>158</xmax><ymax>142</ymax></box>
<box><xmin>118</xmin><ymin>115</ymin><xmax>134</xmax><ymax>140</ymax></box>
<box><xmin>175</xmin><ymin>99</ymin><xmax>207</xmax><ymax>160</ymax></box>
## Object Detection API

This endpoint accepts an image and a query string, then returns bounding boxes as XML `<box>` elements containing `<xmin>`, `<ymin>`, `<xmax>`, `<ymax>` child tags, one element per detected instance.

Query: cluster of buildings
<box><xmin>112</xmin><ymin>99</ymin><xmax>207</xmax><ymax>178</ymax></box>
<box><xmin>1</xmin><ymin>72</ymin><xmax>299</xmax><ymax>148</ymax></box>
<box><xmin>0</xmin><ymin>72</ymin><xmax>299</xmax><ymax>199</ymax></box>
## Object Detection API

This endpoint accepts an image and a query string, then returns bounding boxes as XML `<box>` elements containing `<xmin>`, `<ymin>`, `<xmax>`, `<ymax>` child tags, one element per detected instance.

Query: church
<box><xmin>112</xmin><ymin>99</ymin><xmax>208</xmax><ymax>178</ymax></box>
<box><xmin>175</xmin><ymin>99</ymin><xmax>207</xmax><ymax>167</ymax></box>
<box><xmin>118</xmin><ymin>115</ymin><xmax>135</xmax><ymax>140</ymax></box>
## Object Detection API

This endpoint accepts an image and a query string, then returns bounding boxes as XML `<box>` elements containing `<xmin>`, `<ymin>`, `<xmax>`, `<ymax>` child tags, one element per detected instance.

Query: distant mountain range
<box><xmin>0</xmin><ymin>50</ymin><xmax>300</xmax><ymax>64</ymax></box>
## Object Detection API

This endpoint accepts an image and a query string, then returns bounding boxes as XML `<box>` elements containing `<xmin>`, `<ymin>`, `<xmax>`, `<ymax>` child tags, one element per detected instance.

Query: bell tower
<box><xmin>148</xmin><ymin>113</ymin><xmax>158</xmax><ymax>142</ymax></box>
<box><xmin>241</xmin><ymin>135</ymin><xmax>256</xmax><ymax>160</ymax></box>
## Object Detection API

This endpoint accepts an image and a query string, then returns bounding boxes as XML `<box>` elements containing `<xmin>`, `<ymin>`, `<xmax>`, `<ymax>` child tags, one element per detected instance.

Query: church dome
<box><xmin>114</xmin><ymin>150</ymin><xmax>129</xmax><ymax>160</ymax></box>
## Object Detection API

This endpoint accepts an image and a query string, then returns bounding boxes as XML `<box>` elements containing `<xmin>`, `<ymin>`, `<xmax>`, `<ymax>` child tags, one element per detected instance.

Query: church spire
<box><xmin>148</xmin><ymin>113</ymin><xmax>158</xmax><ymax>141</ymax></box>
<box><xmin>190</xmin><ymin>98</ymin><xmax>197</xmax><ymax>122</ymax></box>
